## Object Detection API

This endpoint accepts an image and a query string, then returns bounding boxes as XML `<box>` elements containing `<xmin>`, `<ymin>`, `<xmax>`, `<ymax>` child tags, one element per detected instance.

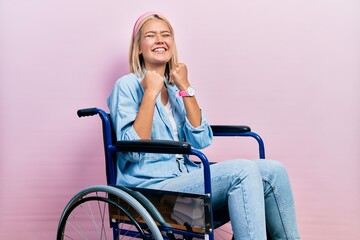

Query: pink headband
<box><xmin>132</xmin><ymin>12</ymin><xmax>161</xmax><ymax>39</ymax></box>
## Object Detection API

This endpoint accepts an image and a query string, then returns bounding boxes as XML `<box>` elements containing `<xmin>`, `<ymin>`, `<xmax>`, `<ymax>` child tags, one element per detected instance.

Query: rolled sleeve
<box><xmin>184</xmin><ymin>110</ymin><xmax>213</xmax><ymax>149</ymax></box>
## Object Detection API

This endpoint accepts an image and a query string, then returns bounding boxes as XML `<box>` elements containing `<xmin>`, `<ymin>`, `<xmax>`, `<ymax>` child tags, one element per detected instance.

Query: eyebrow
<box><xmin>144</xmin><ymin>30</ymin><xmax>171</xmax><ymax>35</ymax></box>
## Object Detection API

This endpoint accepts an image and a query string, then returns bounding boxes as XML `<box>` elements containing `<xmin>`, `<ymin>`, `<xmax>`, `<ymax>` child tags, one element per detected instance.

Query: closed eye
<box><xmin>162</xmin><ymin>33</ymin><xmax>171</xmax><ymax>37</ymax></box>
<box><xmin>145</xmin><ymin>33</ymin><xmax>155</xmax><ymax>38</ymax></box>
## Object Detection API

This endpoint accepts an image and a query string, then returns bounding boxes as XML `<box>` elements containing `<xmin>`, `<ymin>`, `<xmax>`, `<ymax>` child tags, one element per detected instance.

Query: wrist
<box><xmin>177</xmin><ymin>82</ymin><xmax>190</xmax><ymax>91</ymax></box>
<box><xmin>144</xmin><ymin>89</ymin><xmax>159</xmax><ymax>100</ymax></box>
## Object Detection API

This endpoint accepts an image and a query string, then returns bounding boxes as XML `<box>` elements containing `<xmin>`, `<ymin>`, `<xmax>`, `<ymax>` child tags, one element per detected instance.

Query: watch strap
<box><xmin>177</xmin><ymin>91</ymin><xmax>189</xmax><ymax>97</ymax></box>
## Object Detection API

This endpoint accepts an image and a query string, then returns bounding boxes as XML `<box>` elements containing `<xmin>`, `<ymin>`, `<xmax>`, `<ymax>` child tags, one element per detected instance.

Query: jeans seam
<box><xmin>238</xmin><ymin>180</ymin><xmax>254</xmax><ymax>239</ymax></box>
<box><xmin>263</xmin><ymin>178</ymin><xmax>291</xmax><ymax>239</ymax></box>
<box><xmin>226</xmin><ymin>173</ymin><xmax>255</xmax><ymax>240</ymax></box>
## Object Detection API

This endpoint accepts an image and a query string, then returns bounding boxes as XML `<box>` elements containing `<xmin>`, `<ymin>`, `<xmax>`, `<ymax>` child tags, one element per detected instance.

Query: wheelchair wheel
<box><xmin>57</xmin><ymin>185</ymin><xmax>163</xmax><ymax>240</ymax></box>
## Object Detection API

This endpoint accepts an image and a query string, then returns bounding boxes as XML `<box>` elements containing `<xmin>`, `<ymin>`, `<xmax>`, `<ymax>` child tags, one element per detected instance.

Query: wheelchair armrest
<box><xmin>77</xmin><ymin>107</ymin><xmax>99</xmax><ymax>117</ymax></box>
<box><xmin>211</xmin><ymin>125</ymin><xmax>251</xmax><ymax>136</ymax></box>
<box><xmin>211</xmin><ymin>125</ymin><xmax>265</xmax><ymax>159</ymax></box>
<box><xmin>115</xmin><ymin>139</ymin><xmax>192</xmax><ymax>154</ymax></box>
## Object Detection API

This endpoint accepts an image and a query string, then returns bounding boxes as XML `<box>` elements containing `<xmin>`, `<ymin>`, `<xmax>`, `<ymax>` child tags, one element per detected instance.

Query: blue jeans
<box><xmin>149</xmin><ymin>159</ymin><xmax>300</xmax><ymax>240</ymax></box>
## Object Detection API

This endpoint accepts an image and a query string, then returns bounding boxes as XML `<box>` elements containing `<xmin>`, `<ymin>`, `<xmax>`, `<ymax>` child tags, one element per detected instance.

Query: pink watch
<box><xmin>177</xmin><ymin>86</ymin><xmax>195</xmax><ymax>97</ymax></box>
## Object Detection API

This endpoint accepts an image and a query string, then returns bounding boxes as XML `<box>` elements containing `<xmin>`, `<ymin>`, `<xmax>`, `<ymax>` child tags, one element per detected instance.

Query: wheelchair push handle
<box><xmin>77</xmin><ymin>108</ymin><xmax>100</xmax><ymax>117</ymax></box>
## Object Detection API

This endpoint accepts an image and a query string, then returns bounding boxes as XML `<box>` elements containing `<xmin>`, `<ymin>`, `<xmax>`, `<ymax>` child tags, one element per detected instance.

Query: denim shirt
<box><xmin>107</xmin><ymin>73</ymin><xmax>213</xmax><ymax>188</ymax></box>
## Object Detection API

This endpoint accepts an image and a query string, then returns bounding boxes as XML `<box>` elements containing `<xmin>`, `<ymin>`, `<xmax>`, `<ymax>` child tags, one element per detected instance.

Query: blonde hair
<box><xmin>129</xmin><ymin>13</ymin><xmax>178</xmax><ymax>81</ymax></box>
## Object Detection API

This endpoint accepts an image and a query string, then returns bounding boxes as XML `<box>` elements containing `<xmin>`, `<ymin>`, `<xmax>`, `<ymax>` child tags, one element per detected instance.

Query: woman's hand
<box><xmin>170</xmin><ymin>63</ymin><xmax>190</xmax><ymax>90</ymax></box>
<box><xmin>170</xmin><ymin>63</ymin><xmax>201</xmax><ymax>127</ymax></box>
<box><xmin>141</xmin><ymin>70</ymin><xmax>164</xmax><ymax>98</ymax></box>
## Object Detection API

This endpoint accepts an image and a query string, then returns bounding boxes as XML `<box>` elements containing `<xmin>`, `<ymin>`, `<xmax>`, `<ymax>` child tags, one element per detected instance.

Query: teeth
<box><xmin>154</xmin><ymin>48</ymin><xmax>165</xmax><ymax>52</ymax></box>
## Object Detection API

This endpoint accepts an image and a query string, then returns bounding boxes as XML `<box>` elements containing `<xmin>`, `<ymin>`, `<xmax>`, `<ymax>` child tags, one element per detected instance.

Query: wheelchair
<box><xmin>57</xmin><ymin>107</ymin><xmax>266</xmax><ymax>240</ymax></box>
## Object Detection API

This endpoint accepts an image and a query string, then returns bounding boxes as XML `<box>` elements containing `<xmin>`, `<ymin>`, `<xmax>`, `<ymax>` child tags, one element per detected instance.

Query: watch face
<box><xmin>187</xmin><ymin>87</ymin><xmax>195</xmax><ymax>96</ymax></box>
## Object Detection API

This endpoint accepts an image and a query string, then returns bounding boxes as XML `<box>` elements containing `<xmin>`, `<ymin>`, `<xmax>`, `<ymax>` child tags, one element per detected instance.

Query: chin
<box><xmin>153</xmin><ymin>58</ymin><xmax>171</xmax><ymax>64</ymax></box>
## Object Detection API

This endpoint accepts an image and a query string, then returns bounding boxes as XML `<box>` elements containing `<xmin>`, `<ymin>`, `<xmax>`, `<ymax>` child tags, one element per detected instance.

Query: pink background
<box><xmin>1</xmin><ymin>0</ymin><xmax>359</xmax><ymax>239</ymax></box>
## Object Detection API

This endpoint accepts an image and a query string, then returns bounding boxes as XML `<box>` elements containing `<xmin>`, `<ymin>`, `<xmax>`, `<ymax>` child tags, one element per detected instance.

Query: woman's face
<box><xmin>139</xmin><ymin>18</ymin><xmax>173</xmax><ymax>70</ymax></box>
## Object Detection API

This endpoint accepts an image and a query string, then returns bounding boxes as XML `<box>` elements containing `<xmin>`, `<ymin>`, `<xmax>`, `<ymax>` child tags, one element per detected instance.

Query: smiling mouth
<box><xmin>153</xmin><ymin>47</ymin><xmax>166</xmax><ymax>53</ymax></box>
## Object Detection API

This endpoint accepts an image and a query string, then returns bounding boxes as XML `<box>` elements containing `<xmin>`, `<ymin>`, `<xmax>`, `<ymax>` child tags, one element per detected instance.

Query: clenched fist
<box><xmin>141</xmin><ymin>70</ymin><xmax>164</xmax><ymax>98</ymax></box>
<box><xmin>170</xmin><ymin>63</ymin><xmax>190</xmax><ymax>91</ymax></box>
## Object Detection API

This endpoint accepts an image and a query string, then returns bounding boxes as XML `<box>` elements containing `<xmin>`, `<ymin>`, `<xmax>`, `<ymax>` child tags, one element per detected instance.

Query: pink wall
<box><xmin>1</xmin><ymin>0</ymin><xmax>359</xmax><ymax>239</ymax></box>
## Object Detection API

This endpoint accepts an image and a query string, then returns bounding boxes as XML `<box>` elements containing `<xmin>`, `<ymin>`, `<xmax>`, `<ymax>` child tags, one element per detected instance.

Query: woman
<box><xmin>107</xmin><ymin>12</ymin><xmax>300</xmax><ymax>240</ymax></box>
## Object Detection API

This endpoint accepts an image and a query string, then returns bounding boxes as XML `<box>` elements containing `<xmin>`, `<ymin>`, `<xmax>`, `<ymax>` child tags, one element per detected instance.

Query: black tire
<box><xmin>57</xmin><ymin>185</ymin><xmax>163</xmax><ymax>240</ymax></box>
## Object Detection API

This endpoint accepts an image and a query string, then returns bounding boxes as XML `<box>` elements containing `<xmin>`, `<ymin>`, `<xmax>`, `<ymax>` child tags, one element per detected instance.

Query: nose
<box><xmin>155</xmin><ymin>34</ymin><xmax>164</xmax><ymax>43</ymax></box>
